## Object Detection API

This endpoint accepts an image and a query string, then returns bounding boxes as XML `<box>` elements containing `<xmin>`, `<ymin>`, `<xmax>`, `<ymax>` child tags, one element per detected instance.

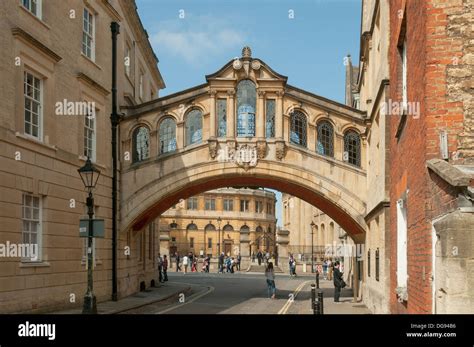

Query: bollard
<box><xmin>316</xmin><ymin>271</ymin><xmax>320</xmax><ymax>289</ymax></box>
<box><xmin>318</xmin><ymin>291</ymin><xmax>324</xmax><ymax>314</ymax></box>
<box><xmin>311</xmin><ymin>284</ymin><xmax>316</xmax><ymax>308</ymax></box>
<box><xmin>313</xmin><ymin>299</ymin><xmax>321</xmax><ymax>314</ymax></box>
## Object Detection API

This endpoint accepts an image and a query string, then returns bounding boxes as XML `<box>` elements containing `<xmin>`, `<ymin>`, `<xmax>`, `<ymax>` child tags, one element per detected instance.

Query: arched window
<box><xmin>240</xmin><ymin>225</ymin><xmax>250</xmax><ymax>233</ymax></box>
<box><xmin>317</xmin><ymin>121</ymin><xmax>334</xmax><ymax>157</ymax></box>
<box><xmin>290</xmin><ymin>111</ymin><xmax>307</xmax><ymax>147</ymax></box>
<box><xmin>236</xmin><ymin>80</ymin><xmax>256</xmax><ymax>137</ymax></box>
<box><xmin>344</xmin><ymin>130</ymin><xmax>361</xmax><ymax>167</ymax></box>
<box><xmin>204</xmin><ymin>223</ymin><xmax>216</xmax><ymax>232</ymax></box>
<box><xmin>223</xmin><ymin>224</ymin><xmax>234</xmax><ymax>232</ymax></box>
<box><xmin>185</xmin><ymin>109</ymin><xmax>203</xmax><ymax>146</ymax></box>
<box><xmin>186</xmin><ymin>223</ymin><xmax>198</xmax><ymax>231</ymax></box>
<box><xmin>255</xmin><ymin>226</ymin><xmax>263</xmax><ymax>233</ymax></box>
<box><xmin>159</xmin><ymin>118</ymin><xmax>177</xmax><ymax>154</ymax></box>
<box><xmin>132</xmin><ymin>126</ymin><xmax>150</xmax><ymax>162</ymax></box>
<box><xmin>169</xmin><ymin>221</ymin><xmax>178</xmax><ymax>229</ymax></box>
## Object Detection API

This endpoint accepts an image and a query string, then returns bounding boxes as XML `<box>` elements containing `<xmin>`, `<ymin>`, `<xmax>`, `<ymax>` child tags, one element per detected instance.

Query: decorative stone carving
<box><xmin>242</xmin><ymin>46</ymin><xmax>252</xmax><ymax>58</ymax></box>
<box><xmin>208</xmin><ymin>137</ymin><xmax>218</xmax><ymax>159</ymax></box>
<box><xmin>275</xmin><ymin>140</ymin><xmax>286</xmax><ymax>160</ymax></box>
<box><xmin>232</xmin><ymin>59</ymin><xmax>242</xmax><ymax>70</ymax></box>
<box><xmin>208</xmin><ymin>89</ymin><xmax>217</xmax><ymax>97</ymax></box>
<box><xmin>251</xmin><ymin>60</ymin><xmax>261</xmax><ymax>70</ymax></box>
<box><xmin>256</xmin><ymin>140</ymin><xmax>267</xmax><ymax>159</ymax></box>
<box><xmin>235</xmin><ymin>144</ymin><xmax>258</xmax><ymax>171</ymax></box>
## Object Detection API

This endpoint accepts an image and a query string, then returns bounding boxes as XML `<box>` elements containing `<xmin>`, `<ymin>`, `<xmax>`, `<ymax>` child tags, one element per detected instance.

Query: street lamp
<box><xmin>78</xmin><ymin>157</ymin><xmax>101</xmax><ymax>314</ymax></box>
<box><xmin>310</xmin><ymin>221</ymin><xmax>316</xmax><ymax>273</ymax></box>
<box><xmin>217</xmin><ymin>216</ymin><xmax>222</xmax><ymax>257</ymax></box>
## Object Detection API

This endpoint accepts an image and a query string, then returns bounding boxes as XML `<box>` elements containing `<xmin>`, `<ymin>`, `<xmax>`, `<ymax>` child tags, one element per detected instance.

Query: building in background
<box><xmin>346</xmin><ymin>0</ymin><xmax>392</xmax><ymax>314</ymax></box>
<box><xmin>158</xmin><ymin>188</ymin><xmax>277</xmax><ymax>261</ymax></box>
<box><xmin>0</xmin><ymin>0</ymin><xmax>164</xmax><ymax>313</ymax></box>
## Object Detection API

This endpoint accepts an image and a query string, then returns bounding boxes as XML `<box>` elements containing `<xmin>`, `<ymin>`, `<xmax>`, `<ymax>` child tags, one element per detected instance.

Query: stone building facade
<box><xmin>0</xmin><ymin>0</ymin><xmax>164</xmax><ymax>313</ymax></box>
<box><xmin>158</xmin><ymin>188</ymin><xmax>277</xmax><ymax>260</ymax></box>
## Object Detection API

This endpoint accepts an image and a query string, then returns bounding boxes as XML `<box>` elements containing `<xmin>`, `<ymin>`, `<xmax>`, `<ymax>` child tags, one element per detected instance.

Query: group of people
<box><xmin>218</xmin><ymin>252</ymin><xmax>241</xmax><ymax>273</ymax></box>
<box><xmin>251</xmin><ymin>250</ymin><xmax>274</xmax><ymax>266</ymax></box>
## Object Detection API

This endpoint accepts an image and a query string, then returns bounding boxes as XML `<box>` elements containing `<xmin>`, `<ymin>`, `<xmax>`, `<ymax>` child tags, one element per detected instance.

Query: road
<box><xmin>119</xmin><ymin>271</ymin><xmax>360</xmax><ymax>314</ymax></box>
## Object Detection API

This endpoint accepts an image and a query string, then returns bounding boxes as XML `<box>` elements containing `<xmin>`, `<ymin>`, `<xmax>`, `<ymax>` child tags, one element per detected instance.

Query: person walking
<box><xmin>182</xmin><ymin>254</ymin><xmax>189</xmax><ymax>274</ymax></box>
<box><xmin>289</xmin><ymin>254</ymin><xmax>297</xmax><ymax>277</ymax></box>
<box><xmin>162</xmin><ymin>255</ymin><xmax>169</xmax><ymax>282</ymax></box>
<box><xmin>218</xmin><ymin>252</ymin><xmax>224</xmax><ymax>273</ymax></box>
<box><xmin>257</xmin><ymin>251</ymin><xmax>262</xmax><ymax>266</ymax></box>
<box><xmin>333</xmin><ymin>261</ymin><xmax>345</xmax><ymax>303</ymax></box>
<box><xmin>157</xmin><ymin>253</ymin><xmax>163</xmax><ymax>283</ymax></box>
<box><xmin>323</xmin><ymin>259</ymin><xmax>328</xmax><ymax>280</ymax></box>
<box><xmin>175</xmin><ymin>252</ymin><xmax>181</xmax><ymax>272</ymax></box>
<box><xmin>237</xmin><ymin>254</ymin><xmax>241</xmax><ymax>271</ymax></box>
<box><xmin>327</xmin><ymin>258</ymin><xmax>333</xmax><ymax>281</ymax></box>
<box><xmin>265</xmin><ymin>262</ymin><xmax>276</xmax><ymax>299</ymax></box>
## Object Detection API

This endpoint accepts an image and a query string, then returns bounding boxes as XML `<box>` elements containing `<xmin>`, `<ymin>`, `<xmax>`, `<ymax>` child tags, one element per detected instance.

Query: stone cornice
<box><xmin>99</xmin><ymin>0</ymin><xmax>122</xmax><ymax>22</ymax></box>
<box><xmin>12</xmin><ymin>27</ymin><xmax>62</xmax><ymax>62</ymax></box>
<box><xmin>364</xmin><ymin>200</ymin><xmax>390</xmax><ymax>222</ymax></box>
<box><xmin>76</xmin><ymin>73</ymin><xmax>110</xmax><ymax>96</ymax></box>
<box><xmin>427</xmin><ymin>159</ymin><xmax>474</xmax><ymax>187</ymax></box>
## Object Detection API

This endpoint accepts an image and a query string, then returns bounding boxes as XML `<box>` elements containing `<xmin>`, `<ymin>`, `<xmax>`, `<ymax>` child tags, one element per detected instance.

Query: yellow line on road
<box><xmin>155</xmin><ymin>284</ymin><xmax>214</xmax><ymax>314</ymax></box>
<box><xmin>278</xmin><ymin>280</ymin><xmax>311</xmax><ymax>315</ymax></box>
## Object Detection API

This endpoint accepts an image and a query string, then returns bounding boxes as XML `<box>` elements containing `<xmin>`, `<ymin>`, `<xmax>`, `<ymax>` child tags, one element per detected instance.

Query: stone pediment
<box><xmin>205</xmin><ymin>46</ymin><xmax>288</xmax><ymax>83</ymax></box>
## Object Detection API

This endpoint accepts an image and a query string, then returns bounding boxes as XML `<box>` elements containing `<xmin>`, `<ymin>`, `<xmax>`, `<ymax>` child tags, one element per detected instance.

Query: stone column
<box><xmin>209</xmin><ymin>90</ymin><xmax>217</xmax><ymax>138</ymax></box>
<box><xmin>149</xmin><ymin>130</ymin><xmax>158</xmax><ymax>158</ymax></box>
<box><xmin>277</xmin><ymin>229</ymin><xmax>290</xmax><ymax>272</ymax></box>
<box><xmin>227</xmin><ymin>90</ymin><xmax>235</xmax><ymax>138</ymax></box>
<box><xmin>159</xmin><ymin>229</ymin><xmax>170</xmax><ymax>257</ymax></box>
<box><xmin>239</xmin><ymin>228</ymin><xmax>251</xmax><ymax>270</ymax></box>
<box><xmin>177</xmin><ymin>122</ymin><xmax>185</xmax><ymax>149</ymax></box>
<box><xmin>275</xmin><ymin>90</ymin><xmax>284</xmax><ymax>139</ymax></box>
<box><xmin>257</xmin><ymin>91</ymin><xmax>265</xmax><ymax>138</ymax></box>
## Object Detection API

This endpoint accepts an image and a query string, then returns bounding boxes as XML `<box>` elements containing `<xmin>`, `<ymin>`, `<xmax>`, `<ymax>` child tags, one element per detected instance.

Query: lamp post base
<box><xmin>82</xmin><ymin>293</ymin><xmax>97</xmax><ymax>314</ymax></box>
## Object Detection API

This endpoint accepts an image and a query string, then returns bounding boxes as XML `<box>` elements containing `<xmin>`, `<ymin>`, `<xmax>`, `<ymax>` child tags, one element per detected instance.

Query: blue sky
<box><xmin>136</xmin><ymin>0</ymin><xmax>362</xmax><ymax>225</ymax></box>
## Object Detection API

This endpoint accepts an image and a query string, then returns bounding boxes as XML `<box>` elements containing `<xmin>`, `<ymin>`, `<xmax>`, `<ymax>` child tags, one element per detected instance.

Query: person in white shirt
<box><xmin>182</xmin><ymin>255</ymin><xmax>189</xmax><ymax>274</ymax></box>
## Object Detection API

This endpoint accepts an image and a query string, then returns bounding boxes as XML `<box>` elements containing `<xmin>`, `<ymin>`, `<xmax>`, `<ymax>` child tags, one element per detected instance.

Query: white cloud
<box><xmin>149</xmin><ymin>15</ymin><xmax>246</xmax><ymax>65</ymax></box>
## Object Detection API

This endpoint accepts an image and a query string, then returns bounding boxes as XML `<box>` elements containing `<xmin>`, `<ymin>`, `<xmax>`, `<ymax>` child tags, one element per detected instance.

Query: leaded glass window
<box><xmin>317</xmin><ymin>121</ymin><xmax>334</xmax><ymax>157</ymax></box>
<box><xmin>217</xmin><ymin>98</ymin><xmax>227</xmax><ymax>137</ymax></box>
<box><xmin>290</xmin><ymin>111</ymin><xmax>307</xmax><ymax>147</ymax></box>
<box><xmin>159</xmin><ymin>118</ymin><xmax>177</xmax><ymax>154</ymax></box>
<box><xmin>133</xmin><ymin>126</ymin><xmax>150</xmax><ymax>162</ymax></box>
<box><xmin>236</xmin><ymin>80</ymin><xmax>256</xmax><ymax>137</ymax></box>
<box><xmin>344</xmin><ymin>130</ymin><xmax>361</xmax><ymax>167</ymax></box>
<box><xmin>185</xmin><ymin>109</ymin><xmax>203</xmax><ymax>145</ymax></box>
<box><xmin>266</xmin><ymin>99</ymin><xmax>275</xmax><ymax>138</ymax></box>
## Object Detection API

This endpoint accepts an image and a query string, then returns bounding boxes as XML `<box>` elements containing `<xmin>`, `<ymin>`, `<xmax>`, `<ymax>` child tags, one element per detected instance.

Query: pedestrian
<box><xmin>257</xmin><ymin>250</ymin><xmax>262</xmax><ymax>266</ymax></box>
<box><xmin>327</xmin><ymin>258</ymin><xmax>333</xmax><ymax>281</ymax></box>
<box><xmin>162</xmin><ymin>255</ymin><xmax>168</xmax><ymax>282</ymax></box>
<box><xmin>289</xmin><ymin>254</ymin><xmax>297</xmax><ymax>277</ymax></box>
<box><xmin>157</xmin><ymin>253</ymin><xmax>163</xmax><ymax>283</ymax></box>
<box><xmin>218</xmin><ymin>252</ymin><xmax>224</xmax><ymax>273</ymax></box>
<box><xmin>323</xmin><ymin>259</ymin><xmax>328</xmax><ymax>280</ymax></box>
<box><xmin>333</xmin><ymin>261</ymin><xmax>345</xmax><ymax>303</ymax></box>
<box><xmin>251</xmin><ymin>252</ymin><xmax>256</xmax><ymax>263</ymax></box>
<box><xmin>206</xmin><ymin>255</ymin><xmax>210</xmax><ymax>273</ymax></box>
<box><xmin>183</xmin><ymin>254</ymin><xmax>189</xmax><ymax>274</ymax></box>
<box><xmin>237</xmin><ymin>254</ymin><xmax>241</xmax><ymax>271</ymax></box>
<box><xmin>265</xmin><ymin>262</ymin><xmax>276</xmax><ymax>299</ymax></box>
<box><xmin>231</xmin><ymin>257</ymin><xmax>235</xmax><ymax>273</ymax></box>
<box><xmin>176</xmin><ymin>252</ymin><xmax>181</xmax><ymax>272</ymax></box>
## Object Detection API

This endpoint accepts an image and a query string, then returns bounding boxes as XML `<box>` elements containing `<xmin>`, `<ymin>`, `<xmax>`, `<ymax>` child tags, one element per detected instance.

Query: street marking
<box><xmin>155</xmin><ymin>285</ymin><xmax>214</xmax><ymax>314</ymax></box>
<box><xmin>278</xmin><ymin>280</ymin><xmax>311</xmax><ymax>315</ymax></box>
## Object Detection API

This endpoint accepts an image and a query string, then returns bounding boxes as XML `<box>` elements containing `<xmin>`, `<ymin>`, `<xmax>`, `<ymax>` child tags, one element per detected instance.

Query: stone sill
<box><xmin>19</xmin><ymin>261</ymin><xmax>50</xmax><ymax>268</ymax></box>
<box><xmin>80</xmin><ymin>53</ymin><xmax>102</xmax><ymax>70</ymax></box>
<box><xmin>15</xmin><ymin>132</ymin><xmax>58</xmax><ymax>152</ymax></box>
<box><xmin>19</xmin><ymin>5</ymin><xmax>51</xmax><ymax>30</ymax></box>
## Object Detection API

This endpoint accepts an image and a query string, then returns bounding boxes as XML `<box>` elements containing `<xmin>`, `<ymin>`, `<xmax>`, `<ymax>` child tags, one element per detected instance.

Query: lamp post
<box><xmin>217</xmin><ymin>216</ymin><xmax>222</xmax><ymax>257</ymax></box>
<box><xmin>310</xmin><ymin>221</ymin><xmax>316</xmax><ymax>273</ymax></box>
<box><xmin>78</xmin><ymin>157</ymin><xmax>101</xmax><ymax>314</ymax></box>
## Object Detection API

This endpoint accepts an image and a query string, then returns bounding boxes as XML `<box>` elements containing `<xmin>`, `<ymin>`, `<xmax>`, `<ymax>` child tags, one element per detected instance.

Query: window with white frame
<box><xmin>240</xmin><ymin>200</ymin><xmax>249</xmax><ymax>212</ymax></box>
<box><xmin>24</xmin><ymin>71</ymin><xmax>42</xmax><ymax>139</ymax></box>
<box><xmin>22</xmin><ymin>193</ymin><xmax>41</xmax><ymax>262</ymax></box>
<box><xmin>205</xmin><ymin>198</ymin><xmax>216</xmax><ymax>211</ymax></box>
<box><xmin>187</xmin><ymin>197</ymin><xmax>198</xmax><ymax>210</ymax></box>
<box><xmin>82</xmin><ymin>8</ymin><xmax>95</xmax><ymax>60</ymax></box>
<box><xmin>223</xmin><ymin>199</ymin><xmax>233</xmax><ymax>211</ymax></box>
<box><xmin>255</xmin><ymin>201</ymin><xmax>263</xmax><ymax>213</ymax></box>
<box><xmin>396</xmin><ymin>197</ymin><xmax>408</xmax><ymax>289</ymax></box>
<box><xmin>22</xmin><ymin>0</ymin><xmax>42</xmax><ymax>18</ymax></box>
<box><xmin>83</xmin><ymin>110</ymin><xmax>96</xmax><ymax>161</ymax></box>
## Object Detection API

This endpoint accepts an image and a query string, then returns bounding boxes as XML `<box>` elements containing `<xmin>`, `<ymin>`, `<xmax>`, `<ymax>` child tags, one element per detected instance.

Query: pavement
<box><xmin>50</xmin><ymin>271</ymin><xmax>370</xmax><ymax>314</ymax></box>
<box><xmin>50</xmin><ymin>281</ymin><xmax>191</xmax><ymax>314</ymax></box>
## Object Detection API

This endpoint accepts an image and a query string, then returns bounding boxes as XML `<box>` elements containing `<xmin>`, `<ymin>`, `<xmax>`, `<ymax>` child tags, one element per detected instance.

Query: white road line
<box><xmin>155</xmin><ymin>285</ymin><xmax>214</xmax><ymax>314</ymax></box>
<box><xmin>278</xmin><ymin>280</ymin><xmax>311</xmax><ymax>315</ymax></box>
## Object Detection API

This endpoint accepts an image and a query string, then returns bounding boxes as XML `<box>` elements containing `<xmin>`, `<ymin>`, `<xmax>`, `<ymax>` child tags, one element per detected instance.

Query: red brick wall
<box><xmin>389</xmin><ymin>0</ymin><xmax>467</xmax><ymax>313</ymax></box>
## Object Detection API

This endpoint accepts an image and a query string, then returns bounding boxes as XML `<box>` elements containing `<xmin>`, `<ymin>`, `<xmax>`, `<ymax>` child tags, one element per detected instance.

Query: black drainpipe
<box><xmin>110</xmin><ymin>22</ymin><xmax>120</xmax><ymax>301</ymax></box>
